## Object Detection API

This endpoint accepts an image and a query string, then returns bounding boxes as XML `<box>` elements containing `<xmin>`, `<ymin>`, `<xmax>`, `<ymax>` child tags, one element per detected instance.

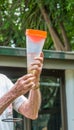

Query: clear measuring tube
<box><xmin>25</xmin><ymin>29</ymin><xmax>47</xmax><ymax>73</ymax></box>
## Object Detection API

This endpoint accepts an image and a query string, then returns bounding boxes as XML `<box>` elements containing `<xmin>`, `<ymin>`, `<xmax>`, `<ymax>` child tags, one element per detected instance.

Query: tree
<box><xmin>0</xmin><ymin>0</ymin><xmax>26</xmax><ymax>47</ymax></box>
<box><xmin>24</xmin><ymin>0</ymin><xmax>74</xmax><ymax>51</ymax></box>
<box><xmin>0</xmin><ymin>0</ymin><xmax>74</xmax><ymax>50</ymax></box>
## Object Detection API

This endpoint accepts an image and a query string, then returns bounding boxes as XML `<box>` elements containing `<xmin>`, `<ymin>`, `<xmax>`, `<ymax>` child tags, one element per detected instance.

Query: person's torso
<box><xmin>0</xmin><ymin>74</ymin><xmax>14</xmax><ymax>130</ymax></box>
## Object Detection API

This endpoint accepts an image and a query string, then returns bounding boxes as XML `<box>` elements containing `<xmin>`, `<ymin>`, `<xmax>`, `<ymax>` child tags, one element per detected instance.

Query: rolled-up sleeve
<box><xmin>13</xmin><ymin>95</ymin><xmax>27</xmax><ymax>112</ymax></box>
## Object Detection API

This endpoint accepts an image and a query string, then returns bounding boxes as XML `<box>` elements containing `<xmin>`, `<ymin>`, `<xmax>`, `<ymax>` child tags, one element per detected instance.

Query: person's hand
<box><xmin>13</xmin><ymin>74</ymin><xmax>35</xmax><ymax>96</ymax></box>
<box><xmin>13</xmin><ymin>52</ymin><xmax>44</xmax><ymax>96</ymax></box>
<box><xmin>29</xmin><ymin>52</ymin><xmax>44</xmax><ymax>85</ymax></box>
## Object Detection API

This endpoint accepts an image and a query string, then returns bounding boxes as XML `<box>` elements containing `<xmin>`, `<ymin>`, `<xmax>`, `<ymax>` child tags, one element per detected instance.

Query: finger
<box><xmin>34</xmin><ymin>56</ymin><xmax>43</xmax><ymax>63</ymax></box>
<box><xmin>23</xmin><ymin>81</ymin><xmax>35</xmax><ymax>90</ymax></box>
<box><xmin>40</xmin><ymin>52</ymin><xmax>44</xmax><ymax>58</ymax></box>
<box><xmin>33</xmin><ymin>57</ymin><xmax>43</xmax><ymax>64</ymax></box>
<box><xmin>31</xmin><ymin>66</ymin><xmax>42</xmax><ymax>76</ymax></box>
<box><xmin>31</xmin><ymin>60</ymin><xmax>43</xmax><ymax>68</ymax></box>
<box><xmin>30</xmin><ymin>64</ymin><xmax>43</xmax><ymax>72</ymax></box>
<box><xmin>19</xmin><ymin>73</ymin><xmax>34</xmax><ymax>80</ymax></box>
<box><xmin>22</xmin><ymin>76</ymin><xmax>35</xmax><ymax>84</ymax></box>
<box><xmin>31</xmin><ymin>55</ymin><xmax>43</xmax><ymax>67</ymax></box>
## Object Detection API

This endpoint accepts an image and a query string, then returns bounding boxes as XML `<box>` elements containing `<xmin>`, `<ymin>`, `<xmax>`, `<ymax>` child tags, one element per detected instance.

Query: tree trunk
<box><xmin>38</xmin><ymin>3</ymin><xmax>71</xmax><ymax>51</ymax></box>
<box><xmin>59</xmin><ymin>22</ymin><xmax>71</xmax><ymax>51</ymax></box>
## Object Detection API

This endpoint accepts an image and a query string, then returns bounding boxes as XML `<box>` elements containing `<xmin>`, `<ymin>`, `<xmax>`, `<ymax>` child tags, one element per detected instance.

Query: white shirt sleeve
<box><xmin>13</xmin><ymin>95</ymin><xmax>27</xmax><ymax>112</ymax></box>
<box><xmin>2</xmin><ymin>74</ymin><xmax>27</xmax><ymax>112</ymax></box>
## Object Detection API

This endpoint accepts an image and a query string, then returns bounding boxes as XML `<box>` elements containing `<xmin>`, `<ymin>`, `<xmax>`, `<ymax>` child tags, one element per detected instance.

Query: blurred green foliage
<box><xmin>0</xmin><ymin>0</ymin><xmax>74</xmax><ymax>50</ymax></box>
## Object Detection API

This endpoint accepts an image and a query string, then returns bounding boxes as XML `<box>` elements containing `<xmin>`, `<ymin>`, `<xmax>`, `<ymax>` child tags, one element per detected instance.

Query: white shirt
<box><xmin>0</xmin><ymin>74</ymin><xmax>26</xmax><ymax>130</ymax></box>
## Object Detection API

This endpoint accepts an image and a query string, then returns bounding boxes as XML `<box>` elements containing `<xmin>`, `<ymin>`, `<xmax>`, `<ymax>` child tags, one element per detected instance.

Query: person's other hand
<box><xmin>14</xmin><ymin>74</ymin><xmax>35</xmax><ymax>96</ymax></box>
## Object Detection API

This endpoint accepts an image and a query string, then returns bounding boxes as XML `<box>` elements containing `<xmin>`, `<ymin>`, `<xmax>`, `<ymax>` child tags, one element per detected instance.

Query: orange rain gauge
<box><xmin>25</xmin><ymin>29</ymin><xmax>47</xmax><ymax>43</ymax></box>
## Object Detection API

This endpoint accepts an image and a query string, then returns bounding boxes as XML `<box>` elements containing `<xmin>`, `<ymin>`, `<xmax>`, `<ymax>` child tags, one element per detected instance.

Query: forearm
<box><xmin>0</xmin><ymin>89</ymin><xmax>17</xmax><ymax>114</ymax></box>
<box><xmin>28</xmin><ymin>88</ymin><xmax>41</xmax><ymax>117</ymax></box>
<box><xmin>19</xmin><ymin>85</ymin><xmax>41</xmax><ymax>120</ymax></box>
